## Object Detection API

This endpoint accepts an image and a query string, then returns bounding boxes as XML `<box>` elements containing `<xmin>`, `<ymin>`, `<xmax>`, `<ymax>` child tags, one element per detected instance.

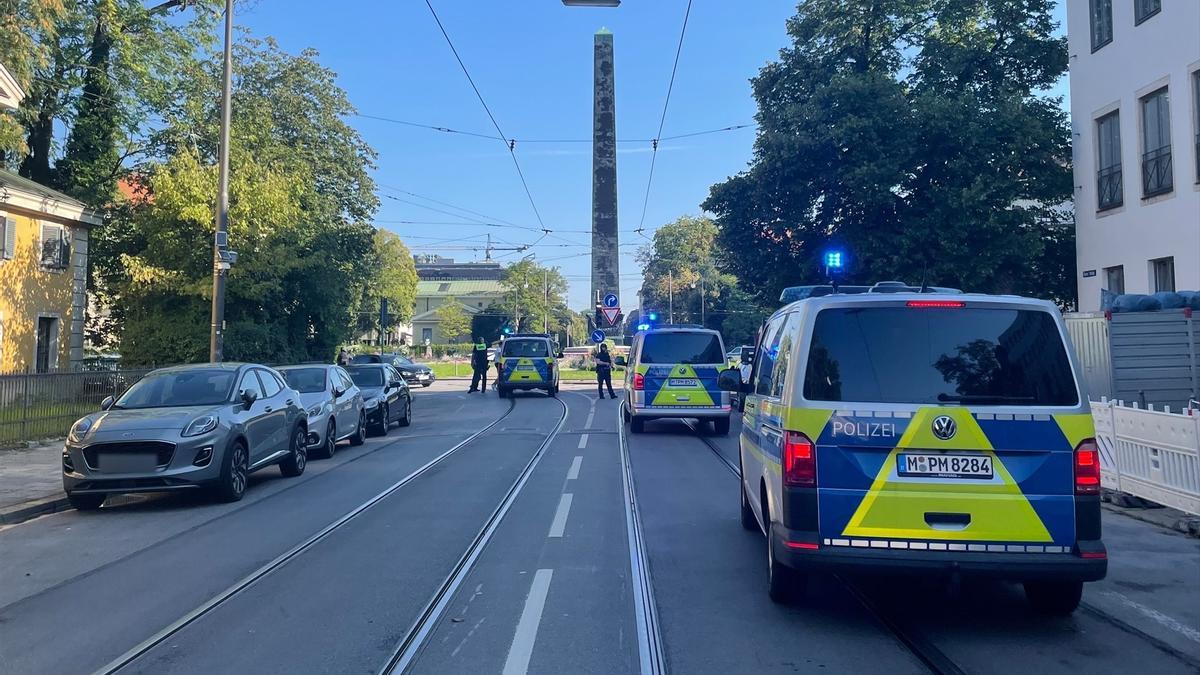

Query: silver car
<box><xmin>278</xmin><ymin>364</ymin><xmax>365</xmax><ymax>459</ymax></box>
<box><xmin>62</xmin><ymin>363</ymin><xmax>309</xmax><ymax>510</ymax></box>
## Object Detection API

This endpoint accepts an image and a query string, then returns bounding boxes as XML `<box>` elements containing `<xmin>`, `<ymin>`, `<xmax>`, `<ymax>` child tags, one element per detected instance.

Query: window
<box><xmin>283</xmin><ymin>367</ymin><xmax>327</xmax><ymax>393</ymax></box>
<box><xmin>1141</xmin><ymin>88</ymin><xmax>1173</xmax><ymax>197</ymax></box>
<box><xmin>769</xmin><ymin>315</ymin><xmax>799</xmax><ymax>398</ymax></box>
<box><xmin>238</xmin><ymin>370</ymin><xmax>263</xmax><ymax>400</ymax></box>
<box><xmin>1089</xmin><ymin>0</ymin><xmax>1112</xmax><ymax>51</ymax></box>
<box><xmin>1193</xmin><ymin>71</ymin><xmax>1200</xmax><ymax>182</ymax></box>
<box><xmin>438</xmin><ymin>283</ymin><xmax>451</xmax><ymax>292</ymax></box>
<box><xmin>1096</xmin><ymin>111</ymin><xmax>1123</xmax><ymax>210</ymax></box>
<box><xmin>0</xmin><ymin>212</ymin><xmax>15</xmax><ymax>260</ymax></box>
<box><xmin>422</xmin><ymin>328</ymin><xmax>432</xmax><ymax>343</ymax></box>
<box><xmin>1104</xmin><ymin>265</ymin><xmax>1125</xmax><ymax>294</ymax></box>
<box><xmin>1152</xmin><ymin>257</ymin><xmax>1175</xmax><ymax>292</ymax></box>
<box><xmin>39</xmin><ymin>223</ymin><xmax>70</xmax><ymax>269</ymax></box>
<box><xmin>256</xmin><ymin>369</ymin><xmax>283</xmax><ymax>397</ymax></box>
<box><xmin>115</xmin><ymin>369</ymin><xmax>237</xmax><ymax>408</ymax></box>
<box><xmin>501</xmin><ymin>338</ymin><xmax>549</xmax><ymax>358</ymax></box>
<box><xmin>753</xmin><ymin>317</ymin><xmax>785</xmax><ymax>396</ymax></box>
<box><xmin>1134</xmin><ymin>0</ymin><xmax>1160</xmax><ymax>25</ymax></box>
<box><xmin>802</xmin><ymin>307</ymin><xmax>1079</xmax><ymax>406</ymax></box>
<box><xmin>638</xmin><ymin>332</ymin><xmax>724</xmax><ymax>365</ymax></box>
<box><xmin>35</xmin><ymin>317</ymin><xmax>59</xmax><ymax>373</ymax></box>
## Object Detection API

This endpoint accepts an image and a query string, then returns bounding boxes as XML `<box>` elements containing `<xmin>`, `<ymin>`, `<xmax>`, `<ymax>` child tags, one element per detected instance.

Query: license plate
<box><xmin>516</xmin><ymin>365</ymin><xmax>536</xmax><ymax>371</ymax></box>
<box><xmin>897</xmin><ymin>453</ymin><xmax>992</xmax><ymax>479</ymax></box>
<box><xmin>98</xmin><ymin>453</ymin><xmax>158</xmax><ymax>473</ymax></box>
<box><xmin>668</xmin><ymin>378</ymin><xmax>698</xmax><ymax>387</ymax></box>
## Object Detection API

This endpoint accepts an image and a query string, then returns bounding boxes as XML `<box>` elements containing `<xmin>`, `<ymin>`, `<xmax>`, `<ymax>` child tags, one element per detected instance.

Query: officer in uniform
<box><xmin>595</xmin><ymin>342</ymin><xmax>616</xmax><ymax>399</ymax></box>
<box><xmin>468</xmin><ymin>337</ymin><xmax>489</xmax><ymax>393</ymax></box>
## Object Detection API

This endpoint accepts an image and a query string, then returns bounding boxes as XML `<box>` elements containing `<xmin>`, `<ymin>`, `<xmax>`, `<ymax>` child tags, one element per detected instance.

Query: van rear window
<box><xmin>803</xmin><ymin>307</ymin><xmax>1079</xmax><ymax>406</ymax></box>
<box><xmin>640</xmin><ymin>333</ymin><xmax>724</xmax><ymax>365</ymax></box>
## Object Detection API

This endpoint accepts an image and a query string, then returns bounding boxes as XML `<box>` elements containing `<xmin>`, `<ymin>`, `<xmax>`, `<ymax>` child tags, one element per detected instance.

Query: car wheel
<box><xmin>349</xmin><ymin>412</ymin><xmax>365</xmax><ymax>446</ymax></box>
<box><xmin>422</xmin><ymin>382</ymin><xmax>432</xmax><ymax>388</ymax></box>
<box><xmin>549</xmin><ymin>384</ymin><xmax>558</xmax><ymax>398</ymax></box>
<box><xmin>280</xmin><ymin>426</ymin><xmax>308</xmax><ymax>477</ymax></box>
<box><xmin>1024</xmin><ymin>581</ymin><xmax>1083</xmax><ymax>615</ymax></box>
<box><xmin>215</xmin><ymin>440</ymin><xmax>249</xmax><ymax>503</ymax></box>
<box><xmin>398</xmin><ymin>398</ymin><xmax>412</xmax><ymax>427</ymax></box>
<box><xmin>630</xmin><ymin>417</ymin><xmax>645</xmax><ymax>434</ymax></box>
<box><xmin>767</xmin><ymin>521</ymin><xmax>804</xmax><ymax>604</ymax></box>
<box><xmin>373</xmin><ymin>405</ymin><xmax>390</xmax><ymax>435</ymax></box>
<box><xmin>713</xmin><ymin>416</ymin><xmax>731</xmax><ymax>436</ymax></box>
<box><xmin>321</xmin><ymin>421</ymin><xmax>337</xmax><ymax>459</ymax></box>
<box><xmin>498</xmin><ymin>387</ymin><xmax>508</xmax><ymax>398</ymax></box>
<box><xmin>68</xmin><ymin>492</ymin><xmax>106</xmax><ymax>511</ymax></box>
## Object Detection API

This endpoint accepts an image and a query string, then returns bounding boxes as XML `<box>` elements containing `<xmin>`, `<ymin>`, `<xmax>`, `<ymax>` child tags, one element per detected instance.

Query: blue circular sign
<box><xmin>603</xmin><ymin>293</ymin><xmax>619</xmax><ymax>308</ymax></box>
<box><xmin>591</xmin><ymin>330</ymin><xmax>606</xmax><ymax>344</ymax></box>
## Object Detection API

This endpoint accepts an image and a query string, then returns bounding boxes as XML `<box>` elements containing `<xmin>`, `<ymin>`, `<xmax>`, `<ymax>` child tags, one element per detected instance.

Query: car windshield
<box><xmin>348</xmin><ymin>368</ymin><xmax>384</xmax><ymax>388</ymax></box>
<box><xmin>803</xmin><ymin>307</ymin><xmax>1079</xmax><ymax>406</ymax></box>
<box><xmin>281</xmin><ymin>368</ymin><xmax>326</xmax><ymax>394</ymax></box>
<box><xmin>350</xmin><ymin>354</ymin><xmax>380</xmax><ymax>364</ymax></box>
<box><xmin>391</xmin><ymin>354</ymin><xmax>413</xmax><ymax>365</ymax></box>
<box><xmin>502</xmin><ymin>339</ymin><xmax>549</xmax><ymax>358</ymax></box>
<box><xmin>114</xmin><ymin>369</ymin><xmax>236</xmax><ymax>409</ymax></box>
<box><xmin>640</xmin><ymin>333</ymin><xmax>725</xmax><ymax>365</ymax></box>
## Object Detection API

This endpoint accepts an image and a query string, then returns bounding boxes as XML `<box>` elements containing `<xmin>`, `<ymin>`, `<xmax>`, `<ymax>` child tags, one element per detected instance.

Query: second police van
<box><xmin>495</xmin><ymin>334</ymin><xmax>561</xmax><ymax>398</ymax></box>
<box><xmin>717</xmin><ymin>290</ymin><xmax>1106</xmax><ymax>614</ymax></box>
<box><xmin>624</xmin><ymin>325</ymin><xmax>733</xmax><ymax>434</ymax></box>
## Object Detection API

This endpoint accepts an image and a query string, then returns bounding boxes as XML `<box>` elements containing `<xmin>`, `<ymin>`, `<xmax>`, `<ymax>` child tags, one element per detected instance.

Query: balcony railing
<box><xmin>1096</xmin><ymin>165</ymin><xmax>1123</xmax><ymax>211</ymax></box>
<box><xmin>1142</xmin><ymin>146</ymin><xmax>1173</xmax><ymax>198</ymax></box>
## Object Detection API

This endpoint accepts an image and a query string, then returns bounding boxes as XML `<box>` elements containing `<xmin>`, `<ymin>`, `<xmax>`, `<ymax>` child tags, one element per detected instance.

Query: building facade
<box><xmin>0</xmin><ymin>171</ymin><xmax>102</xmax><ymax>373</ymax></box>
<box><xmin>414</xmin><ymin>254</ymin><xmax>502</xmax><ymax>281</ymax></box>
<box><xmin>411</xmin><ymin>280</ymin><xmax>506</xmax><ymax>345</ymax></box>
<box><xmin>1068</xmin><ymin>0</ymin><xmax>1200</xmax><ymax>310</ymax></box>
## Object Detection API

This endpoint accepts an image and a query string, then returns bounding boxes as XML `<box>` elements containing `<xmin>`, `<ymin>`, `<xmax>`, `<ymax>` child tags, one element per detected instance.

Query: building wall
<box><xmin>0</xmin><ymin>208</ymin><xmax>87</xmax><ymax>373</ymax></box>
<box><xmin>1068</xmin><ymin>0</ymin><xmax>1200</xmax><ymax>311</ymax></box>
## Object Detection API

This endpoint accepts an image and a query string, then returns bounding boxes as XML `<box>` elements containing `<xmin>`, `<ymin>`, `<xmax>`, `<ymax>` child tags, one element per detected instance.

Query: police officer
<box><xmin>595</xmin><ymin>342</ymin><xmax>616</xmax><ymax>399</ymax></box>
<box><xmin>468</xmin><ymin>337</ymin><xmax>489</xmax><ymax>393</ymax></box>
<box><xmin>336</xmin><ymin>348</ymin><xmax>350</xmax><ymax>366</ymax></box>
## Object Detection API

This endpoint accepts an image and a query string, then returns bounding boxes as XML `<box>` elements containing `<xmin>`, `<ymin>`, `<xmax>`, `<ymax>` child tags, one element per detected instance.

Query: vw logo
<box><xmin>678</xmin><ymin>366</ymin><xmax>685</xmax><ymax>375</ymax></box>
<box><xmin>931</xmin><ymin>415</ymin><xmax>957</xmax><ymax>441</ymax></box>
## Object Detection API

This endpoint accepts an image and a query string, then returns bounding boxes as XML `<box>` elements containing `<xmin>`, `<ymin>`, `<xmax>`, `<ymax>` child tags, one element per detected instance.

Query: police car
<box><xmin>717</xmin><ymin>291</ymin><xmax>1106</xmax><ymax>614</ymax></box>
<box><xmin>495</xmin><ymin>334</ymin><xmax>561</xmax><ymax>398</ymax></box>
<box><xmin>623</xmin><ymin>325</ymin><xmax>732</xmax><ymax>434</ymax></box>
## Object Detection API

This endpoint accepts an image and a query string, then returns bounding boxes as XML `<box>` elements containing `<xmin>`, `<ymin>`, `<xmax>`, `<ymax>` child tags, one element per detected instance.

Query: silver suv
<box><xmin>62</xmin><ymin>363</ymin><xmax>309</xmax><ymax>509</ymax></box>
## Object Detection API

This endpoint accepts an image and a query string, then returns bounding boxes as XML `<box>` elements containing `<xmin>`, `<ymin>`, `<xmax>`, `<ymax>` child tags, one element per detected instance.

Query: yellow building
<box><xmin>0</xmin><ymin>170</ymin><xmax>102</xmax><ymax>373</ymax></box>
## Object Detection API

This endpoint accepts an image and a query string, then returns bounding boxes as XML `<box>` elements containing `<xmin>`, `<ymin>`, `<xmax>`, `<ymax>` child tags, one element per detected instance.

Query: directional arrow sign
<box><xmin>603</xmin><ymin>293</ymin><xmax>619</xmax><ymax>308</ymax></box>
<box><xmin>591</xmin><ymin>329</ymin><xmax>606</xmax><ymax>344</ymax></box>
<box><xmin>601</xmin><ymin>306</ymin><xmax>621</xmax><ymax>326</ymax></box>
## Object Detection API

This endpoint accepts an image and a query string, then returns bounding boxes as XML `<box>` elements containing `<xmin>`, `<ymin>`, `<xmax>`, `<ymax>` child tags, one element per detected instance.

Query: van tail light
<box><xmin>783</xmin><ymin>431</ymin><xmax>816</xmax><ymax>487</ymax></box>
<box><xmin>1074</xmin><ymin>439</ymin><xmax>1101</xmax><ymax>495</ymax></box>
<box><xmin>633</xmin><ymin>372</ymin><xmax>644</xmax><ymax>390</ymax></box>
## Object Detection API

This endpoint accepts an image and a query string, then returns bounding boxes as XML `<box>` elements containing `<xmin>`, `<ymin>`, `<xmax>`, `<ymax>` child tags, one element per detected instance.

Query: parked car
<box><xmin>345</xmin><ymin>364</ymin><xmax>412</xmax><ymax>435</ymax></box>
<box><xmin>62</xmin><ymin>363</ymin><xmax>309</xmax><ymax>509</ymax></box>
<box><xmin>351</xmin><ymin>352</ymin><xmax>436</xmax><ymax>387</ymax></box>
<box><xmin>278</xmin><ymin>364</ymin><xmax>365</xmax><ymax>459</ymax></box>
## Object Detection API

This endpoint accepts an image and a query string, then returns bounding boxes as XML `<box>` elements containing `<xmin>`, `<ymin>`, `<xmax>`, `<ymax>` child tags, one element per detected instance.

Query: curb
<box><xmin>1102</xmin><ymin>502</ymin><xmax>1200</xmax><ymax>538</ymax></box>
<box><xmin>0</xmin><ymin>494</ymin><xmax>71</xmax><ymax>526</ymax></box>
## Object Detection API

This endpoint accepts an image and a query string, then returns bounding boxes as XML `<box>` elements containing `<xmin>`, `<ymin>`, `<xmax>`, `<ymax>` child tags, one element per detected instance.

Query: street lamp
<box><xmin>562</xmin><ymin>0</ymin><xmax>620</xmax><ymax>6</ymax></box>
<box><xmin>209</xmin><ymin>0</ymin><xmax>235</xmax><ymax>362</ymax></box>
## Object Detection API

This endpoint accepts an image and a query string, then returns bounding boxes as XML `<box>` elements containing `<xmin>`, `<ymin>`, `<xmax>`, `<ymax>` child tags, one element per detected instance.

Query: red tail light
<box><xmin>633</xmin><ymin>372</ymin><xmax>644</xmax><ymax>390</ymax></box>
<box><xmin>1074</xmin><ymin>439</ymin><xmax>1101</xmax><ymax>495</ymax></box>
<box><xmin>906</xmin><ymin>300</ymin><xmax>965</xmax><ymax>308</ymax></box>
<box><xmin>783</xmin><ymin>431</ymin><xmax>816</xmax><ymax>487</ymax></box>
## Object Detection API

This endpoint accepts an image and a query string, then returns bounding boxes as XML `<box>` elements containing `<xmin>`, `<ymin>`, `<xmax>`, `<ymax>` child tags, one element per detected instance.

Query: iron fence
<box><xmin>0</xmin><ymin>368</ymin><xmax>153</xmax><ymax>448</ymax></box>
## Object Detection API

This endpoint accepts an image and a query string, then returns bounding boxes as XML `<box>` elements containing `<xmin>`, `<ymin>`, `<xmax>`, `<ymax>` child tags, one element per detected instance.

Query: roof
<box><xmin>0</xmin><ymin>170</ymin><xmax>103</xmax><ymax>226</ymax></box>
<box><xmin>416</xmin><ymin>280</ymin><xmax>505</xmax><ymax>297</ymax></box>
<box><xmin>778</xmin><ymin>292</ymin><xmax>1051</xmax><ymax>317</ymax></box>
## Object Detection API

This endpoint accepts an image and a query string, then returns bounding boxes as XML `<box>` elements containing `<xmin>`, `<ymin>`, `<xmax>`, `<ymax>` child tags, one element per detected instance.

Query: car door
<box><xmin>742</xmin><ymin>315</ymin><xmax>786</xmax><ymax>523</ymax></box>
<box><xmin>236</xmin><ymin>370</ymin><xmax>270</xmax><ymax>462</ymax></box>
<box><xmin>333</xmin><ymin>368</ymin><xmax>358</xmax><ymax>434</ymax></box>
<box><xmin>385</xmin><ymin>366</ymin><xmax>404</xmax><ymax>423</ymax></box>
<box><xmin>254</xmin><ymin>369</ymin><xmax>290</xmax><ymax>456</ymax></box>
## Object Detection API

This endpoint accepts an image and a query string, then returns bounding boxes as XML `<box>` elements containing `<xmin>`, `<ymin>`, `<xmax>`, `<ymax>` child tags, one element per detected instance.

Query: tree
<box><xmin>0</xmin><ymin>0</ymin><xmax>65</xmax><ymax>162</ymax></box>
<box><xmin>356</xmin><ymin>229</ymin><xmax>418</xmax><ymax>339</ymax></box>
<box><xmin>637</xmin><ymin>215</ymin><xmax>739</xmax><ymax>332</ymax></box>
<box><xmin>500</xmin><ymin>259</ymin><xmax>568</xmax><ymax>333</ymax></box>
<box><xmin>704</xmin><ymin>0</ymin><xmax>1074</xmax><ymax>306</ymax></box>
<box><xmin>434</xmin><ymin>297</ymin><xmax>471</xmax><ymax>344</ymax></box>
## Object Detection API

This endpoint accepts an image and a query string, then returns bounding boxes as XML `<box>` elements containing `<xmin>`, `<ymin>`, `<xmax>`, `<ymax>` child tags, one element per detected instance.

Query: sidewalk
<box><xmin>0</xmin><ymin>439</ymin><xmax>70</xmax><ymax>525</ymax></box>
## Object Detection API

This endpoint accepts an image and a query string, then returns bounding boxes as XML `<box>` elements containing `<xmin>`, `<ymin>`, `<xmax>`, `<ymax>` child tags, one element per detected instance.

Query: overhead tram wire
<box><xmin>424</xmin><ymin>0</ymin><xmax>550</xmax><ymax>236</ymax></box>
<box><xmin>635</xmin><ymin>0</ymin><xmax>694</xmax><ymax>241</ymax></box>
<box><xmin>374</xmin><ymin>183</ymin><xmax>530</xmax><ymax>230</ymax></box>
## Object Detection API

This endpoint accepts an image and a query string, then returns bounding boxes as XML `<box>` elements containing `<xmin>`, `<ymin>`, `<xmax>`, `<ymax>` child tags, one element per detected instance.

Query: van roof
<box><xmin>775</xmin><ymin>292</ymin><xmax>1056</xmax><ymax>319</ymax></box>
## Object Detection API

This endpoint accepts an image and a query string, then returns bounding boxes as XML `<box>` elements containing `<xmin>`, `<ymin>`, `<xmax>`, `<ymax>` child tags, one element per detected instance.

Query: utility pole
<box><xmin>543</xmin><ymin>268</ymin><xmax>549</xmax><ymax>334</ymax></box>
<box><xmin>208</xmin><ymin>0</ymin><xmax>234</xmax><ymax>362</ymax></box>
<box><xmin>668</xmin><ymin>271</ymin><xmax>674</xmax><ymax>324</ymax></box>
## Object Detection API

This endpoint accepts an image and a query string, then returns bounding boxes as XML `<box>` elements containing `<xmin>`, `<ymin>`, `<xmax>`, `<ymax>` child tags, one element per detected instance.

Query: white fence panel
<box><xmin>1092</xmin><ymin>399</ymin><xmax>1200</xmax><ymax>515</ymax></box>
<box><xmin>1066</xmin><ymin>313</ymin><xmax>1112</xmax><ymax>401</ymax></box>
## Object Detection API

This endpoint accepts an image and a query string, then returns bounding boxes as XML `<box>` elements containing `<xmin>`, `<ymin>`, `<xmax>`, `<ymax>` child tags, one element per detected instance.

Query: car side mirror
<box><xmin>100</xmin><ymin>395</ymin><xmax>115</xmax><ymax>411</ymax></box>
<box><xmin>333</xmin><ymin>387</ymin><xmax>345</xmax><ymax>399</ymax></box>
<box><xmin>717</xmin><ymin>368</ymin><xmax>743</xmax><ymax>393</ymax></box>
<box><xmin>740</xmin><ymin>347</ymin><xmax>755</xmax><ymax>365</ymax></box>
<box><xmin>614</xmin><ymin>356</ymin><xmax>627</xmax><ymax>366</ymax></box>
<box><xmin>556</xmin><ymin>351</ymin><xmax>564</xmax><ymax>359</ymax></box>
<box><xmin>241</xmin><ymin>389</ymin><xmax>259</xmax><ymax>407</ymax></box>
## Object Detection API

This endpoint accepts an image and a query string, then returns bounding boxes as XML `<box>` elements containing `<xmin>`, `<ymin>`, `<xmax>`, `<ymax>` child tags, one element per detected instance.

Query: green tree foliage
<box><xmin>355</xmin><ymin>229</ymin><xmax>418</xmax><ymax>339</ymax></box>
<box><xmin>704</xmin><ymin>0</ymin><xmax>1074</xmax><ymax>307</ymax></box>
<box><xmin>500</xmin><ymin>259</ymin><xmax>568</xmax><ymax>333</ymax></box>
<box><xmin>104</xmin><ymin>39</ymin><xmax>379</xmax><ymax>365</ymax></box>
<box><xmin>434</xmin><ymin>296</ymin><xmax>471</xmax><ymax>344</ymax></box>
<box><xmin>0</xmin><ymin>0</ymin><xmax>65</xmax><ymax>161</ymax></box>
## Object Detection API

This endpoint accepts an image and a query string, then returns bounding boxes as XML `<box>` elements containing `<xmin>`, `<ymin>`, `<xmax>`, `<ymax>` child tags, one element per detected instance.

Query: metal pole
<box><xmin>208</xmin><ymin>0</ymin><xmax>234</xmax><ymax>363</ymax></box>
<box><xmin>700</xmin><ymin>277</ymin><xmax>705</xmax><ymax>326</ymax></box>
<box><xmin>544</xmin><ymin>268</ymin><xmax>549</xmax><ymax>334</ymax></box>
<box><xmin>669</xmin><ymin>271</ymin><xmax>674</xmax><ymax>324</ymax></box>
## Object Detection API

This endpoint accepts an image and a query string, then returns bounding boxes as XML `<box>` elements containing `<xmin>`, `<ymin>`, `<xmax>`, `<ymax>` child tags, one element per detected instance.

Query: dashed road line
<box><xmin>578</xmin><ymin>434</ymin><xmax>589</xmax><ymax>449</ymax></box>
<box><xmin>567</xmin><ymin>456</ymin><xmax>583</xmax><ymax>480</ymax></box>
<box><xmin>548</xmin><ymin>493</ymin><xmax>574</xmax><ymax>538</ymax></box>
<box><xmin>501</xmin><ymin>569</ymin><xmax>554</xmax><ymax>675</ymax></box>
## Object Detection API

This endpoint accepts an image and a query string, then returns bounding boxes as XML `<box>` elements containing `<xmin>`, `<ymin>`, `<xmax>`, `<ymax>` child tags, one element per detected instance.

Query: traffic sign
<box><xmin>601</xmin><ymin>306</ymin><xmax>621</xmax><ymax>326</ymax></box>
<box><xmin>591</xmin><ymin>329</ymin><xmax>606</xmax><ymax>344</ymax></box>
<box><xmin>603</xmin><ymin>293</ymin><xmax>619</xmax><ymax>308</ymax></box>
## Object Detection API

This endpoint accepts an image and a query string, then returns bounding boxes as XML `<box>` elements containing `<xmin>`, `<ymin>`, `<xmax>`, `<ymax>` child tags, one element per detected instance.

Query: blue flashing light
<box><xmin>502</xmin><ymin>325</ymin><xmax>513</xmax><ymax>335</ymax></box>
<box><xmin>636</xmin><ymin>323</ymin><xmax>651</xmax><ymax>331</ymax></box>
<box><xmin>647</xmin><ymin>312</ymin><xmax>658</xmax><ymax>321</ymax></box>
<box><xmin>824</xmin><ymin>250</ymin><xmax>844</xmax><ymax>270</ymax></box>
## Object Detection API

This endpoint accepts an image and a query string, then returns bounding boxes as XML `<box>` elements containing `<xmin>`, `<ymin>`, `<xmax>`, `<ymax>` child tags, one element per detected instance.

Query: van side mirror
<box><xmin>100</xmin><ymin>395</ymin><xmax>115</xmax><ymax>411</ymax></box>
<box><xmin>740</xmin><ymin>347</ymin><xmax>755</xmax><ymax>365</ymax></box>
<box><xmin>556</xmin><ymin>351</ymin><xmax>564</xmax><ymax>359</ymax></box>
<box><xmin>717</xmin><ymin>368</ymin><xmax>743</xmax><ymax>392</ymax></box>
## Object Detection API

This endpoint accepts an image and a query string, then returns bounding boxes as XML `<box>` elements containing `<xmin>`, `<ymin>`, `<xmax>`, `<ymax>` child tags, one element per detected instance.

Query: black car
<box><xmin>351</xmin><ymin>352</ymin><xmax>435</xmax><ymax>387</ymax></box>
<box><xmin>345</xmin><ymin>364</ymin><xmax>412</xmax><ymax>435</ymax></box>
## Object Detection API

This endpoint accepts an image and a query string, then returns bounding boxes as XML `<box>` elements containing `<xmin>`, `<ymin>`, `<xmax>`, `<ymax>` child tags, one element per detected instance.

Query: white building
<box><xmin>1068</xmin><ymin>0</ymin><xmax>1200</xmax><ymax>310</ymax></box>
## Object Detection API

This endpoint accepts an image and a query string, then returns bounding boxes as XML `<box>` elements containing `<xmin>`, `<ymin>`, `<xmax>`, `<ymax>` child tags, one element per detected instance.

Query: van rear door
<box><xmin>801</xmin><ymin>302</ymin><xmax>1087</xmax><ymax>551</ymax></box>
<box><xmin>638</xmin><ymin>331</ymin><xmax>726</xmax><ymax>408</ymax></box>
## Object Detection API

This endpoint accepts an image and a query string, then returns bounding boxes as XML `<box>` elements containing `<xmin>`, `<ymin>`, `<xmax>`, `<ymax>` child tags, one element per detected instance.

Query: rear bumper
<box><xmin>501</xmin><ymin>381</ymin><xmax>554</xmax><ymax>391</ymax></box>
<box><xmin>771</xmin><ymin>524</ymin><xmax>1107</xmax><ymax>582</ymax></box>
<box><xmin>630</xmin><ymin>404</ymin><xmax>731</xmax><ymax>420</ymax></box>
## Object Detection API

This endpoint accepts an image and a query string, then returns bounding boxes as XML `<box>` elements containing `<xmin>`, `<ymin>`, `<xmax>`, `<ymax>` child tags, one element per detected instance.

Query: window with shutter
<box><xmin>39</xmin><ymin>223</ymin><xmax>70</xmax><ymax>269</ymax></box>
<box><xmin>0</xmin><ymin>213</ymin><xmax>13</xmax><ymax>260</ymax></box>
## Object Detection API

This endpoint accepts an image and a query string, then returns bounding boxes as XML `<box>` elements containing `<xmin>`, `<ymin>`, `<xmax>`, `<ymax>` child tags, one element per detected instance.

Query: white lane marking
<box><xmin>578</xmin><ymin>434</ymin><xmax>589</xmax><ymax>449</ymax></box>
<box><xmin>548</xmin><ymin>493</ymin><xmax>574</xmax><ymax>538</ymax></box>
<box><xmin>567</xmin><ymin>456</ymin><xmax>583</xmax><ymax>480</ymax></box>
<box><xmin>585</xmin><ymin>411</ymin><xmax>595</xmax><ymax>428</ymax></box>
<box><xmin>502</xmin><ymin>569</ymin><xmax>554</xmax><ymax>675</ymax></box>
<box><xmin>1102</xmin><ymin>590</ymin><xmax>1200</xmax><ymax>645</ymax></box>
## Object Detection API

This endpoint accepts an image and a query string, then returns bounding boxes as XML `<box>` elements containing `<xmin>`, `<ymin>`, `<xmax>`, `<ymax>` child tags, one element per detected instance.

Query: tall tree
<box><xmin>434</xmin><ymin>297</ymin><xmax>471</xmax><ymax>344</ymax></box>
<box><xmin>704</xmin><ymin>0</ymin><xmax>1074</xmax><ymax>306</ymax></box>
<box><xmin>637</xmin><ymin>215</ymin><xmax>741</xmax><ymax>332</ymax></box>
<box><xmin>501</xmin><ymin>259</ymin><xmax>568</xmax><ymax>333</ymax></box>
<box><xmin>356</xmin><ymin>229</ymin><xmax>418</xmax><ymax>339</ymax></box>
<box><xmin>0</xmin><ymin>0</ymin><xmax>65</xmax><ymax>162</ymax></box>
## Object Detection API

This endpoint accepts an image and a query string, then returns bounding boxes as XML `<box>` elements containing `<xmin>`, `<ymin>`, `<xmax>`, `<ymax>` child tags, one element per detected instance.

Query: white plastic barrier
<box><xmin>1091</xmin><ymin>399</ymin><xmax>1200</xmax><ymax>516</ymax></box>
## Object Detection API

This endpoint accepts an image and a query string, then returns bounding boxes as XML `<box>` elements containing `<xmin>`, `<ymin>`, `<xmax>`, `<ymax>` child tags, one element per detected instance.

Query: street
<box><xmin>0</xmin><ymin>382</ymin><xmax>1196</xmax><ymax>674</ymax></box>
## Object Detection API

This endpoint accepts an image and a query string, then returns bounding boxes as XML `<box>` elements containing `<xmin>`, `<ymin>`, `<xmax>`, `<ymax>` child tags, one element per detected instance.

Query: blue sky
<box><xmin>239</xmin><ymin>1</ymin><xmax>1068</xmax><ymax>311</ymax></box>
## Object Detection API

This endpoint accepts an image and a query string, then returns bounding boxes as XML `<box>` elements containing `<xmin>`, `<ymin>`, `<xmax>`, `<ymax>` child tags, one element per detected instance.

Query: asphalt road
<box><xmin>0</xmin><ymin>382</ymin><xmax>1196</xmax><ymax>674</ymax></box>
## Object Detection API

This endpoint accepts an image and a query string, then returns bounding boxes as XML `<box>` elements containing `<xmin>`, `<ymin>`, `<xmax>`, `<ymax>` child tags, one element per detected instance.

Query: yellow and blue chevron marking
<box><xmin>636</xmin><ymin>363</ymin><xmax>723</xmax><ymax>408</ymax></box>
<box><xmin>499</xmin><ymin>357</ymin><xmax>552</xmax><ymax>383</ymax></box>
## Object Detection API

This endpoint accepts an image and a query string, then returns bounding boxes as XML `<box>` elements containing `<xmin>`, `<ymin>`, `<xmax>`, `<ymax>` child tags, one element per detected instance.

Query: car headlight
<box><xmin>364</xmin><ymin>396</ymin><xmax>381</xmax><ymax>409</ymax></box>
<box><xmin>182</xmin><ymin>415</ymin><xmax>219</xmax><ymax>437</ymax></box>
<box><xmin>68</xmin><ymin>417</ymin><xmax>93</xmax><ymax>443</ymax></box>
<box><xmin>307</xmin><ymin>403</ymin><xmax>328</xmax><ymax>417</ymax></box>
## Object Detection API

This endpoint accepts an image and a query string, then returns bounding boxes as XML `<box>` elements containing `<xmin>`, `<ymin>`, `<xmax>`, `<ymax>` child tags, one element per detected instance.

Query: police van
<box><xmin>496</xmin><ymin>333</ymin><xmax>561</xmax><ymax>398</ymax></box>
<box><xmin>717</xmin><ymin>292</ymin><xmax>1106</xmax><ymax>613</ymax></box>
<box><xmin>623</xmin><ymin>325</ymin><xmax>732</xmax><ymax>434</ymax></box>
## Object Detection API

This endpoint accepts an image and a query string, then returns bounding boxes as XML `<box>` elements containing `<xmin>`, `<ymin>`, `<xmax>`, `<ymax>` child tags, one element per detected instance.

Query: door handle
<box><xmin>264</xmin><ymin>406</ymin><xmax>274</xmax><ymax>413</ymax></box>
<box><xmin>286</xmin><ymin>399</ymin><xmax>294</xmax><ymax>405</ymax></box>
